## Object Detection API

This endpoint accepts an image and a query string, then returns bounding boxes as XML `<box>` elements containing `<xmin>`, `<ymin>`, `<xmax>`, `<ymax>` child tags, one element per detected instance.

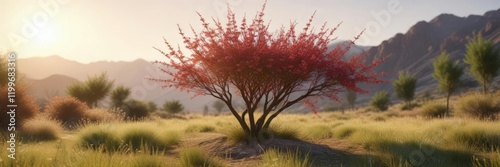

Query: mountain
<box><xmin>360</xmin><ymin>8</ymin><xmax>500</xmax><ymax>102</ymax></box>
<box><xmin>19</xmin><ymin>56</ymin><xmax>216</xmax><ymax>112</ymax></box>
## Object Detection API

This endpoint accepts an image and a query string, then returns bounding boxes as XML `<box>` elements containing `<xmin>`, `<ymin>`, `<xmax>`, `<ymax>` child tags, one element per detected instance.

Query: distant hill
<box><xmin>359</xmin><ymin>8</ymin><xmax>500</xmax><ymax>103</ymax></box>
<box><xmin>19</xmin><ymin>56</ymin><xmax>216</xmax><ymax>112</ymax></box>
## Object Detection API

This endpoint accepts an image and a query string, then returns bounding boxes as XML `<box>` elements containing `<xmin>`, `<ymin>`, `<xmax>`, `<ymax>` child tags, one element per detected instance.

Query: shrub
<box><xmin>123</xmin><ymin>99</ymin><xmax>150</xmax><ymax>120</ymax></box>
<box><xmin>122</xmin><ymin>127</ymin><xmax>176</xmax><ymax>151</ymax></box>
<box><xmin>457</xmin><ymin>93</ymin><xmax>500</xmax><ymax>120</ymax></box>
<box><xmin>45</xmin><ymin>96</ymin><xmax>88</xmax><ymax>129</ymax></box>
<box><xmin>20</xmin><ymin>117</ymin><xmax>63</xmax><ymax>141</ymax></box>
<box><xmin>0</xmin><ymin>84</ymin><xmax>40</xmax><ymax>131</ymax></box>
<box><xmin>370</xmin><ymin>91</ymin><xmax>390</xmax><ymax>111</ymax></box>
<box><xmin>261</xmin><ymin>149</ymin><xmax>312</xmax><ymax>167</ymax></box>
<box><xmin>180</xmin><ymin>147</ymin><xmax>223</xmax><ymax>167</ymax></box>
<box><xmin>163</xmin><ymin>100</ymin><xmax>184</xmax><ymax>114</ymax></box>
<box><xmin>225</xmin><ymin>125</ymin><xmax>249</xmax><ymax>144</ymax></box>
<box><xmin>420</xmin><ymin>102</ymin><xmax>447</xmax><ymax>118</ymax></box>
<box><xmin>78</xmin><ymin>127</ymin><xmax>122</xmax><ymax>152</ymax></box>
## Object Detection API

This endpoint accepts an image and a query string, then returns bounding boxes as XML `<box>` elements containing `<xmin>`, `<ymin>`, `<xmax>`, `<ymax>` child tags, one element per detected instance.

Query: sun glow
<box><xmin>33</xmin><ymin>25</ymin><xmax>57</xmax><ymax>45</ymax></box>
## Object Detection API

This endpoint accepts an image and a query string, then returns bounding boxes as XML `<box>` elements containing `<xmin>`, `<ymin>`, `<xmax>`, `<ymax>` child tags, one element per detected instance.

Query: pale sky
<box><xmin>1</xmin><ymin>0</ymin><xmax>499</xmax><ymax>63</ymax></box>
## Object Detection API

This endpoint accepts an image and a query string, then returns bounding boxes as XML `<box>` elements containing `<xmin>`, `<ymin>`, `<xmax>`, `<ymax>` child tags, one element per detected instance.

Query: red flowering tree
<box><xmin>153</xmin><ymin>4</ymin><xmax>384</xmax><ymax>142</ymax></box>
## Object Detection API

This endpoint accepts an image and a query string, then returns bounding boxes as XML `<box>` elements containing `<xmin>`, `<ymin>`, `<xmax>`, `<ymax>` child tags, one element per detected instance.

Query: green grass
<box><xmin>78</xmin><ymin>126</ymin><xmax>122</xmax><ymax>152</ymax></box>
<box><xmin>185</xmin><ymin>124</ymin><xmax>216</xmax><ymax>133</ymax></box>
<box><xmin>302</xmin><ymin>125</ymin><xmax>333</xmax><ymax>140</ymax></box>
<box><xmin>180</xmin><ymin>147</ymin><xmax>224</xmax><ymax>167</ymax></box>
<box><xmin>261</xmin><ymin>149</ymin><xmax>312</xmax><ymax>167</ymax></box>
<box><xmin>20</xmin><ymin>117</ymin><xmax>63</xmax><ymax>141</ymax></box>
<box><xmin>420</xmin><ymin>102</ymin><xmax>447</xmax><ymax>118</ymax></box>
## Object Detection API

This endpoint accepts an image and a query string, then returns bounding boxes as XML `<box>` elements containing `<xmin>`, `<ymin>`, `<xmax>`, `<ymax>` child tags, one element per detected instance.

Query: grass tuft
<box><xmin>457</xmin><ymin>93</ymin><xmax>500</xmax><ymax>120</ymax></box>
<box><xmin>78</xmin><ymin>126</ymin><xmax>122</xmax><ymax>152</ymax></box>
<box><xmin>180</xmin><ymin>147</ymin><xmax>224</xmax><ymax>167</ymax></box>
<box><xmin>20</xmin><ymin>117</ymin><xmax>63</xmax><ymax>141</ymax></box>
<box><xmin>185</xmin><ymin>124</ymin><xmax>216</xmax><ymax>133</ymax></box>
<box><xmin>420</xmin><ymin>102</ymin><xmax>447</xmax><ymax>118</ymax></box>
<box><xmin>261</xmin><ymin>149</ymin><xmax>312</xmax><ymax>167</ymax></box>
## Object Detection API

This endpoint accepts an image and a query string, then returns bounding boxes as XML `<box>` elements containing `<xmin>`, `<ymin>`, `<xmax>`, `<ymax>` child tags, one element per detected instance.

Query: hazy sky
<box><xmin>1</xmin><ymin>0</ymin><xmax>499</xmax><ymax>63</ymax></box>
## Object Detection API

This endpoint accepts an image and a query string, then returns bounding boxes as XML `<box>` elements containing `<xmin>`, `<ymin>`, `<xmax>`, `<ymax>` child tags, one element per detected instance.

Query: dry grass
<box><xmin>20</xmin><ymin>117</ymin><xmax>63</xmax><ymax>141</ymax></box>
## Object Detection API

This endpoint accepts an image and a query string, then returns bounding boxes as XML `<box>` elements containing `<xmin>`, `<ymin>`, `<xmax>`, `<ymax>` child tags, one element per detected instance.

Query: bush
<box><xmin>180</xmin><ymin>147</ymin><xmax>223</xmax><ymax>167</ymax></box>
<box><xmin>45</xmin><ymin>96</ymin><xmax>89</xmax><ymax>129</ymax></box>
<box><xmin>457</xmin><ymin>93</ymin><xmax>500</xmax><ymax>120</ymax></box>
<box><xmin>78</xmin><ymin>127</ymin><xmax>122</xmax><ymax>152</ymax></box>
<box><xmin>123</xmin><ymin>99</ymin><xmax>150</xmax><ymax>120</ymax></box>
<box><xmin>370</xmin><ymin>91</ymin><xmax>390</xmax><ymax>111</ymax></box>
<box><xmin>20</xmin><ymin>117</ymin><xmax>63</xmax><ymax>141</ymax></box>
<box><xmin>261</xmin><ymin>149</ymin><xmax>312</xmax><ymax>167</ymax></box>
<box><xmin>0</xmin><ymin>84</ymin><xmax>40</xmax><ymax>131</ymax></box>
<box><xmin>122</xmin><ymin>128</ymin><xmax>166</xmax><ymax>151</ymax></box>
<box><xmin>420</xmin><ymin>102</ymin><xmax>448</xmax><ymax>118</ymax></box>
<box><xmin>163</xmin><ymin>100</ymin><xmax>184</xmax><ymax>114</ymax></box>
<box><xmin>449</xmin><ymin>128</ymin><xmax>500</xmax><ymax>150</ymax></box>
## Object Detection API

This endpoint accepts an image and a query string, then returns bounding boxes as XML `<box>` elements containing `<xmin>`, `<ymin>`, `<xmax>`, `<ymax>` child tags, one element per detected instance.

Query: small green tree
<box><xmin>163</xmin><ymin>100</ymin><xmax>184</xmax><ymax>114</ymax></box>
<box><xmin>464</xmin><ymin>34</ymin><xmax>500</xmax><ymax>94</ymax></box>
<box><xmin>370</xmin><ymin>91</ymin><xmax>390</xmax><ymax>111</ymax></box>
<box><xmin>147</xmin><ymin>101</ymin><xmax>158</xmax><ymax>112</ymax></box>
<box><xmin>212</xmin><ymin>100</ymin><xmax>226</xmax><ymax>114</ymax></box>
<box><xmin>346</xmin><ymin>91</ymin><xmax>357</xmax><ymax>111</ymax></box>
<box><xmin>67</xmin><ymin>72</ymin><xmax>114</xmax><ymax>108</ymax></box>
<box><xmin>393</xmin><ymin>71</ymin><xmax>417</xmax><ymax>109</ymax></box>
<box><xmin>123</xmin><ymin>99</ymin><xmax>150</xmax><ymax>120</ymax></box>
<box><xmin>433</xmin><ymin>51</ymin><xmax>463</xmax><ymax>115</ymax></box>
<box><xmin>110</xmin><ymin>85</ymin><xmax>130</xmax><ymax>109</ymax></box>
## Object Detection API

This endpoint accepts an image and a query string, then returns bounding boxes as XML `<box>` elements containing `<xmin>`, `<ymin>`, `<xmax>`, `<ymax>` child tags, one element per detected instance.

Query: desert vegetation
<box><xmin>2</xmin><ymin>3</ymin><xmax>500</xmax><ymax>167</ymax></box>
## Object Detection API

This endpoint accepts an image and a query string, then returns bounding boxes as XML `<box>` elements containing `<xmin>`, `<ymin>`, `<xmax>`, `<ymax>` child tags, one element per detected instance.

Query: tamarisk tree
<box><xmin>153</xmin><ymin>4</ymin><xmax>385</xmax><ymax>143</ymax></box>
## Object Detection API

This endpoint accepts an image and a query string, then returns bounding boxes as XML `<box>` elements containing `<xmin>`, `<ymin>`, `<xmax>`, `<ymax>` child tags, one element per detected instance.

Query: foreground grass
<box><xmin>2</xmin><ymin>107</ymin><xmax>500</xmax><ymax>166</ymax></box>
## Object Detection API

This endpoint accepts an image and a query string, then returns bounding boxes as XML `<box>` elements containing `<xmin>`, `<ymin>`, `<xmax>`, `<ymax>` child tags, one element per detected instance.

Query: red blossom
<box><xmin>152</xmin><ymin>2</ymin><xmax>385</xmax><ymax>141</ymax></box>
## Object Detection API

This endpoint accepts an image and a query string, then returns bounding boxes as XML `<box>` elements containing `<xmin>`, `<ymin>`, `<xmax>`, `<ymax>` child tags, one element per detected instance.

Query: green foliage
<box><xmin>420</xmin><ymin>102</ymin><xmax>447</xmax><ymax>118</ymax></box>
<box><xmin>20</xmin><ymin>117</ymin><xmax>63</xmax><ymax>141</ymax></box>
<box><xmin>464</xmin><ymin>34</ymin><xmax>500</xmax><ymax>94</ymax></box>
<box><xmin>449</xmin><ymin>127</ymin><xmax>500</xmax><ymax>150</ymax></box>
<box><xmin>212</xmin><ymin>100</ymin><xmax>226</xmax><ymax>113</ymax></box>
<box><xmin>370</xmin><ymin>91</ymin><xmax>391</xmax><ymax>111</ymax></box>
<box><xmin>78</xmin><ymin>127</ymin><xmax>122</xmax><ymax>152</ymax></box>
<box><xmin>457</xmin><ymin>93</ymin><xmax>500</xmax><ymax>120</ymax></box>
<box><xmin>163</xmin><ymin>100</ymin><xmax>184</xmax><ymax>114</ymax></box>
<box><xmin>393</xmin><ymin>71</ymin><xmax>417</xmax><ymax>108</ymax></box>
<box><xmin>346</xmin><ymin>91</ymin><xmax>357</xmax><ymax>110</ymax></box>
<box><xmin>110</xmin><ymin>85</ymin><xmax>130</xmax><ymax>109</ymax></box>
<box><xmin>433</xmin><ymin>51</ymin><xmax>463</xmax><ymax>114</ymax></box>
<box><xmin>180</xmin><ymin>147</ymin><xmax>223</xmax><ymax>167</ymax></box>
<box><xmin>122</xmin><ymin>128</ymin><xmax>162</xmax><ymax>151</ymax></box>
<box><xmin>147</xmin><ymin>101</ymin><xmax>158</xmax><ymax>112</ymax></box>
<box><xmin>67</xmin><ymin>72</ymin><xmax>114</xmax><ymax>108</ymax></box>
<box><xmin>123</xmin><ymin>99</ymin><xmax>150</xmax><ymax>120</ymax></box>
<box><xmin>261</xmin><ymin>149</ymin><xmax>312</xmax><ymax>167</ymax></box>
<box><xmin>45</xmin><ymin>96</ymin><xmax>89</xmax><ymax>129</ymax></box>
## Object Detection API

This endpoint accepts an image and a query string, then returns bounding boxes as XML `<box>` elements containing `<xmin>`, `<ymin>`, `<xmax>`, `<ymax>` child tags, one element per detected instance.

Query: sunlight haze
<box><xmin>1</xmin><ymin>0</ymin><xmax>499</xmax><ymax>63</ymax></box>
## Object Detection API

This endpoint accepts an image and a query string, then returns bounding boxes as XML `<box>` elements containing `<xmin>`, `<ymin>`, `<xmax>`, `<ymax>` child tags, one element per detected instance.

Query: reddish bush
<box><xmin>0</xmin><ymin>84</ymin><xmax>40</xmax><ymax>132</ymax></box>
<box><xmin>45</xmin><ymin>96</ymin><xmax>88</xmax><ymax>129</ymax></box>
